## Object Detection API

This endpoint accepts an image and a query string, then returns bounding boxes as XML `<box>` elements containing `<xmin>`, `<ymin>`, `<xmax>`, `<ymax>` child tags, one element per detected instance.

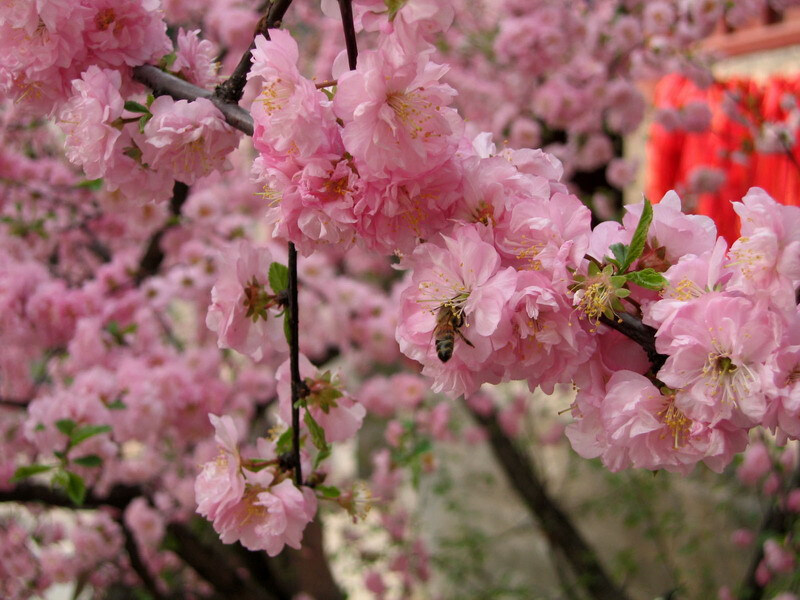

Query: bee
<box><xmin>433</xmin><ymin>304</ymin><xmax>474</xmax><ymax>363</ymax></box>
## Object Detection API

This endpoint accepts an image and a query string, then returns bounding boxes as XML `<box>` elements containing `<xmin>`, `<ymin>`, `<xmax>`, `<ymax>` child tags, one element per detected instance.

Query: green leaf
<box><xmin>623</xmin><ymin>199</ymin><xmax>653</xmax><ymax>272</ymax></box>
<box><xmin>107</xmin><ymin>399</ymin><xmax>127</xmax><ymax>410</ymax></box>
<box><xmin>321</xmin><ymin>86</ymin><xmax>336</xmax><ymax>101</ymax></box>
<box><xmin>138</xmin><ymin>114</ymin><xmax>152</xmax><ymax>134</ymax></box>
<box><xmin>75</xmin><ymin>178</ymin><xmax>103</xmax><ymax>191</ymax></box>
<box><xmin>609</xmin><ymin>243</ymin><xmax>629</xmax><ymax>267</ymax></box>
<box><xmin>161</xmin><ymin>52</ymin><xmax>177</xmax><ymax>69</ymax></box>
<box><xmin>70</xmin><ymin>424</ymin><xmax>112</xmax><ymax>446</ymax></box>
<box><xmin>268</xmin><ymin>262</ymin><xmax>289</xmax><ymax>293</ymax></box>
<box><xmin>124</xmin><ymin>100</ymin><xmax>150</xmax><ymax>114</ymax></box>
<box><xmin>72</xmin><ymin>454</ymin><xmax>103</xmax><ymax>468</ymax></box>
<box><xmin>314</xmin><ymin>446</ymin><xmax>331</xmax><ymax>470</ymax></box>
<box><xmin>10</xmin><ymin>464</ymin><xmax>53</xmax><ymax>483</ymax></box>
<box><xmin>64</xmin><ymin>471</ymin><xmax>86</xmax><ymax>506</ymax></box>
<box><xmin>304</xmin><ymin>411</ymin><xmax>328</xmax><ymax>451</ymax></box>
<box><xmin>55</xmin><ymin>419</ymin><xmax>77</xmax><ymax>436</ymax></box>
<box><xmin>275</xmin><ymin>428</ymin><xmax>293</xmax><ymax>455</ymax></box>
<box><xmin>283</xmin><ymin>312</ymin><xmax>291</xmax><ymax>345</ymax></box>
<box><xmin>626</xmin><ymin>268</ymin><xmax>668</xmax><ymax>291</ymax></box>
<box><xmin>316</xmin><ymin>485</ymin><xmax>341</xmax><ymax>499</ymax></box>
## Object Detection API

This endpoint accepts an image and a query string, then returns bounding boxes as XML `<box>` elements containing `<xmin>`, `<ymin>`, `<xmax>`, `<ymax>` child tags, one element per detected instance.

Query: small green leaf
<box><xmin>124</xmin><ymin>100</ymin><xmax>150</xmax><ymax>114</ymax></box>
<box><xmin>75</xmin><ymin>178</ymin><xmax>104</xmax><ymax>191</ymax></box>
<box><xmin>321</xmin><ymin>87</ymin><xmax>336</xmax><ymax>101</ymax></box>
<box><xmin>283</xmin><ymin>312</ymin><xmax>291</xmax><ymax>345</ymax></box>
<box><xmin>314</xmin><ymin>446</ymin><xmax>331</xmax><ymax>470</ymax></box>
<box><xmin>64</xmin><ymin>471</ymin><xmax>86</xmax><ymax>506</ymax></box>
<box><xmin>587</xmin><ymin>261</ymin><xmax>600</xmax><ymax>276</ymax></box>
<box><xmin>268</xmin><ymin>262</ymin><xmax>289</xmax><ymax>294</ymax></box>
<box><xmin>72</xmin><ymin>455</ymin><xmax>103</xmax><ymax>468</ymax></box>
<box><xmin>626</xmin><ymin>268</ymin><xmax>668</xmax><ymax>291</ymax></box>
<box><xmin>316</xmin><ymin>485</ymin><xmax>341</xmax><ymax>499</ymax></box>
<box><xmin>70</xmin><ymin>424</ymin><xmax>112</xmax><ymax>446</ymax></box>
<box><xmin>138</xmin><ymin>114</ymin><xmax>152</xmax><ymax>134</ymax></box>
<box><xmin>609</xmin><ymin>243</ymin><xmax>629</xmax><ymax>267</ymax></box>
<box><xmin>161</xmin><ymin>52</ymin><xmax>177</xmax><ymax>69</ymax></box>
<box><xmin>614</xmin><ymin>288</ymin><xmax>631</xmax><ymax>298</ymax></box>
<box><xmin>55</xmin><ymin>419</ymin><xmax>77</xmax><ymax>436</ymax></box>
<box><xmin>304</xmin><ymin>411</ymin><xmax>328</xmax><ymax>451</ymax></box>
<box><xmin>275</xmin><ymin>428</ymin><xmax>293</xmax><ymax>455</ymax></box>
<box><xmin>623</xmin><ymin>199</ymin><xmax>653</xmax><ymax>272</ymax></box>
<box><xmin>609</xmin><ymin>275</ymin><xmax>627</xmax><ymax>288</ymax></box>
<box><xmin>10</xmin><ymin>464</ymin><xmax>53</xmax><ymax>483</ymax></box>
<box><xmin>107</xmin><ymin>399</ymin><xmax>127</xmax><ymax>410</ymax></box>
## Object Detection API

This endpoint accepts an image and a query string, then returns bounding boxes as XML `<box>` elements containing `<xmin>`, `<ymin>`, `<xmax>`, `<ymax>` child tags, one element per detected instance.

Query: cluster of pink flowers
<box><xmin>195</xmin><ymin>415</ymin><xmax>317</xmax><ymax>555</ymax></box>
<box><xmin>0</xmin><ymin>0</ymin><xmax>171</xmax><ymax>114</ymax></box>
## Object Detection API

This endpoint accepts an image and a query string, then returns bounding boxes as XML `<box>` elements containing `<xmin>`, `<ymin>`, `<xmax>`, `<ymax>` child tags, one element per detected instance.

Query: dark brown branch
<box><xmin>166</xmin><ymin>522</ymin><xmax>280</xmax><ymax>600</ymax></box>
<box><xmin>288</xmin><ymin>241</ymin><xmax>303</xmax><ymax>486</ymax></box>
<box><xmin>134</xmin><ymin>181</ymin><xmax>189</xmax><ymax>285</ymax></box>
<box><xmin>0</xmin><ymin>481</ymin><xmax>140</xmax><ymax>510</ymax></box>
<box><xmin>119</xmin><ymin>518</ymin><xmax>167</xmax><ymax>600</ymax></box>
<box><xmin>337</xmin><ymin>0</ymin><xmax>358</xmax><ymax>70</ymax></box>
<box><xmin>0</xmin><ymin>397</ymin><xmax>31</xmax><ymax>409</ymax></box>
<box><xmin>0</xmin><ymin>482</ymin><xmax>280</xmax><ymax>600</ymax></box>
<box><xmin>467</xmin><ymin>404</ymin><xmax>631</xmax><ymax>600</ymax></box>
<box><xmin>600</xmin><ymin>312</ymin><xmax>667</xmax><ymax>372</ymax></box>
<box><xmin>132</xmin><ymin>65</ymin><xmax>254</xmax><ymax>135</ymax></box>
<box><xmin>213</xmin><ymin>0</ymin><xmax>296</xmax><ymax>104</ymax></box>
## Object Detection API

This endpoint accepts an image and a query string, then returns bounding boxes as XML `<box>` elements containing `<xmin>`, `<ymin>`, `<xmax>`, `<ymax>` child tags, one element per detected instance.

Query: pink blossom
<box><xmin>81</xmin><ymin>0</ymin><xmax>171</xmax><ymax>68</ymax></box>
<box><xmin>205</xmin><ymin>241</ymin><xmax>287</xmax><ymax>362</ymax></box>
<box><xmin>681</xmin><ymin>101</ymin><xmax>713</xmax><ymax>133</ymax></box>
<box><xmin>58</xmin><ymin>66</ymin><xmax>125</xmax><ymax>180</ymax></box>
<box><xmin>731</xmin><ymin>528</ymin><xmax>755</xmax><ymax>548</ymax></box>
<box><xmin>334</xmin><ymin>47</ymin><xmax>461</xmax><ymax>179</ymax></box>
<box><xmin>624</xmin><ymin>191</ymin><xmax>717</xmax><ymax>264</ymax></box>
<box><xmin>195</xmin><ymin>414</ymin><xmax>245</xmax><ymax>523</ymax></box>
<box><xmin>787</xmin><ymin>489</ymin><xmax>800</xmax><ymax>512</ymax></box>
<box><xmin>727</xmin><ymin>188</ymin><xmax>800</xmax><ymax>312</ymax></box>
<box><xmin>656</xmin><ymin>293</ymin><xmax>780</xmax><ymax>426</ymax></box>
<box><xmin>276</xmin><ymin>354</ymin><xmax>366</xmax><ymax>443</ymax></box>
<box><xmin>606</xmin><ymin>158</ymin><xmax>638</xmax><ymax>190</ymax></box>
<box><xmin>213</xmin><ymin>471</ymin><xmax>317</xmax><ymax>556</ymax></box>
<box><xmin>142</xmin><ymin>96</ymin><xmax>240</xmax><ymax>185</ymax></box>
<box><xmin>172</xmin><ymin>29</ymin><xmax>220</xmax><ymax>89</ymax></box>
<box><xmin>736</xmin><ymin>441</ymin><xmax>772</xmax><ymax>486</ymax></box>
<box><xmin>396</xmin><ymin>224</ymin><xmax>517</xmax><ymax>398</ymax></box>
<box><xmin>764</xmin><ymin>539</ymin><xmax>796</xmax><ymax>573</ymax></box>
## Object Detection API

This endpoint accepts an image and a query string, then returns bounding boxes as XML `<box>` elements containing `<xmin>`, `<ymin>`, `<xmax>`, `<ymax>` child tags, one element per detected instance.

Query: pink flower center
<box><xmin>658</xmin><ymin>398</ymin><xmax>692</xmax><ymax>449</ymax></box>
<box><xmin>95</xmin><ymin>8</ymin><xmax>116</xmax><ymax>32</ymax></box>
<box><xmin>386</xmin><ymin>91</ymin><xmax>437</xmax><ymax>140</ymax></box>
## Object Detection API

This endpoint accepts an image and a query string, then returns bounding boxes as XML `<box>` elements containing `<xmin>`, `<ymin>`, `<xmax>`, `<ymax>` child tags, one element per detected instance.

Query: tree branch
<box><xmin>119</xmin><ymin>518</ymin><xmax>168</xmax><ymax>600</ymax></box>
<box><xmin>134</xmin><ymin>181</ymin><xmax>189</xmax><ymax>285</ymax></box>
<box><xmin>132</xmin><ymin>66</ymin><xmax>254</xmax><ymax>135</ymax></box>
<box><xmin>337</xmin><ymin>0</ymin><xmax>358</xmax><ymax>70</ymax></box>
<box><xmin>288</xmin><ymin>241</ymin><xmax>303</xmax><ymax>486</ymax></box>
<box><xmin>0</xmin><ymin>482</ymin><xmax>281</xmax><ymax>600</ymax></box>
<box><xmin>213</xmin><ymin>0</ymin><xmax>296</xmax><ymax>104</ymax></box>
<box><xmin>600</xmin><ymin>312</ymin><xmax>667</xmax><ymax>373</ymax></box>
<box><xmin>466</xmin><ymin>404</ymin><xmax>632</xmax><ymax>600</ymax></box>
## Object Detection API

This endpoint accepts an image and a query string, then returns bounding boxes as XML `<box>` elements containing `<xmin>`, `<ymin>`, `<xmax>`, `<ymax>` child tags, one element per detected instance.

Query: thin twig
<box><xmin>134</xmin><ymin>181</ymin><xmax>189</xmax><ymax>285</ymax></box>
<box><xmin>119</xmin><ymin>518</ymin><xmax>167</xmax><ymax>600</ymax></box>
<box><xmin>337</xmin><ymin>0</ymin><xmax>358</xmax><ymax>71</ymax></box>
<box><xmin>288</xmin><ymin>241</ymin><xmax>303</xmax><ymax>486</ymax></box>
<box><xmin>213</xmin><ymin>0</ymin><xmax>296</xmax><ymax>104</ymax></box>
